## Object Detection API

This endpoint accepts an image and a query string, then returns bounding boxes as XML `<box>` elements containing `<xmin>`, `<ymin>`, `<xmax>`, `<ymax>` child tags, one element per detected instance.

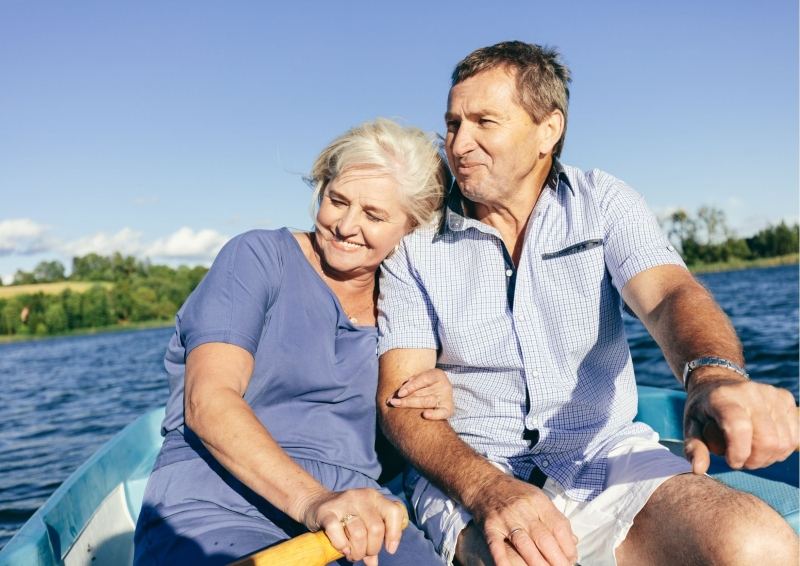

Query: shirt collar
<box><xmin>439</xmin><ymin>157</ymin><xmax>573</xmax><ymax>235</ymax></box>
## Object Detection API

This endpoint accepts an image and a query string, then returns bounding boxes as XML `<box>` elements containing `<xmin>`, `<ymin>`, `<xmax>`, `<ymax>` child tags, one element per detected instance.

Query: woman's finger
<box><xmin>342</xmin><ymin>514</ymin><xmax>369</xmax><ymax>561</ymax></box>
<box><xmin>380</xmin><ymin>499</ymin><xmax>408</xmax><ymax>555</ymax></box>
<box><xmin>396</xmin><ymin>372</ymin><xmax>438</xmax><ymax>397</ymax></box>
<box><xmin>318</xmin><ymin>513</ymin><xmax>351</xmax><ymax>558</ymax></box>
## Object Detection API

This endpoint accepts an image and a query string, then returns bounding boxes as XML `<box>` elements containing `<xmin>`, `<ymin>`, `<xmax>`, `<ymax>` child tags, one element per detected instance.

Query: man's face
<box><xmin>444</xmin><ymin>66</ymin><xmax>553</xmax><ymax>208</ymax></box>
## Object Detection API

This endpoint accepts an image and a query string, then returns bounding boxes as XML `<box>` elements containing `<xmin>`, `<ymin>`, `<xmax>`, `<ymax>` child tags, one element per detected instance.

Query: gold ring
<box><xmin>341</xmin><ymin>513</ymin><xmax>357</xmax><ymax>527</ymax></box>
<box><xmin>507</xmin><ymin>527</ymin><xmax>525</xmax><ymax>539</ymax></box>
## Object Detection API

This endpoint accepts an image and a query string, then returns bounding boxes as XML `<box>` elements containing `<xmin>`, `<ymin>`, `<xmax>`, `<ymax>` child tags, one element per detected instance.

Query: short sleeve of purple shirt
<box><xmin>179</xmin><ymin>230</ymin><xmax>282</xmax><ymax>356</ymax></box>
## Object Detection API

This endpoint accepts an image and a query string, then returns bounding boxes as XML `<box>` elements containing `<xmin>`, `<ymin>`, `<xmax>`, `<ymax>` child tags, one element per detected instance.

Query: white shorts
<box><xmin>409</xmin><ymin>432</ymin><xmax>692</xmax><ymax>566</ymax></box>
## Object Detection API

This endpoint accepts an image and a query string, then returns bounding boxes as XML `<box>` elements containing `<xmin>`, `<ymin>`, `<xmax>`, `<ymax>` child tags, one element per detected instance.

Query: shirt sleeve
<box><xmin>178</xmin><ymin>230</ymin><xmax>282</xmax><ymax>357</ymax></box>
<box><xmin>594</xmin><ymin>171</ymin><xmax>687</xmax><ymax>294</ymax></box>
<box><xmin>377</xmin><ymin>236</ymin><xmax>440</xmax><ymax>356</ymax></box>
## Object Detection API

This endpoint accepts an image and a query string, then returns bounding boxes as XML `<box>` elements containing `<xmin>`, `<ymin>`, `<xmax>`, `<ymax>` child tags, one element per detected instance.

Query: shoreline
<box><xmin>688</xmin><ymin>253</ymin><xmax>798</xmax><ymax>274</ymax></box>
<box><xmin>0</xmin><ymin>319</ymin><xmax>174</xmax><ymax>345</ymax></box>
<box><xmin>1</xmin><ymin>256</ymin><xmax>796</xmax><ymax>344</ymax></box>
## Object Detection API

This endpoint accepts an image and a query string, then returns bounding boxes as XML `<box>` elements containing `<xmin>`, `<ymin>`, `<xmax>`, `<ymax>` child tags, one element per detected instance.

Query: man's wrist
<box><xmin>682</xmin><ymin>356</ymin><xmax>749</xmax><ymax>392</ymax></box>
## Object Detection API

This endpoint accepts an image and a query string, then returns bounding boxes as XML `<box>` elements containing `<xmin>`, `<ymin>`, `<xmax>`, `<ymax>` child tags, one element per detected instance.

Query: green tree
<box><xmin>71</xmin><ymin>253</ymin><xmax>113</xmax><ymax>281</ymax></box>
<box><xmin>44</xmin><ymin>302</ymin><xmax>68</xmax><ymax>333</ymax></box>
<box><xmin>130</xmin><ymin>286</ymin><xmax>158</xmax><ymax>321</ymax></box>
<box><xmin>33</xmin><ymin>260</ymin><xmax>66</xmax><ymax>283</ymax></box>
<box><xmin>62</xmin><ymin>289</ymin><xmax>83</xmax><ymax>329</ymax></box>
<box><xmin>12</xmin><ymin>270</ymin><xmax>36</xmax><ymax>285</ymax></box>
<box><xmin>81</xmin><ymin>285</ymin><xmax>111</xmax><ymax>327</ymax></box>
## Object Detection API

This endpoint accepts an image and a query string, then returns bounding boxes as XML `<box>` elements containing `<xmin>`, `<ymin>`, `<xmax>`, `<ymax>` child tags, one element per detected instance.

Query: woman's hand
<box><xmin>385</xmin><ymin>368</ymin><xmax>454</xmax><ymax>420</ymax></box>
<box><xmin>300</xmin><ymin>488</ymin><xmax>408</xmax><ymax>566</ymax></box>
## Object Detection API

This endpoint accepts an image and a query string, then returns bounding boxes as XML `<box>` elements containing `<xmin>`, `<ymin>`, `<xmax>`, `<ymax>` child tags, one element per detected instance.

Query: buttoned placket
<box><xmin>507</xmin><ymin>183</ymin><xmax>559</xmax><ymax>449</ymax></box>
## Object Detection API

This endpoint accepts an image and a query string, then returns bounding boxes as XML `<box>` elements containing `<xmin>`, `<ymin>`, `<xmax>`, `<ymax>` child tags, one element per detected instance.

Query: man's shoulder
<box><xmin>561</xmin><ymin>164</ymin><xmax>626</xmax><ymax>194</ymax></box>
<box><xmin>400</xmin><ymin>223</ymin><xmax>441</xmax><ymax>249</ymax></box>
<box><xmin>560</xmin><ymin>163</ymin><xmax>644</xmax><ymax>210</ymax></box>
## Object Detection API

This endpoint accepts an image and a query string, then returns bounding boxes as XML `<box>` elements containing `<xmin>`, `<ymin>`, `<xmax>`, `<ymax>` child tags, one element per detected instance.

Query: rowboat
<box><xmin>1</xmin><ymin>385</ymin><xmax>797</xmax><ymax>565</ymax></box>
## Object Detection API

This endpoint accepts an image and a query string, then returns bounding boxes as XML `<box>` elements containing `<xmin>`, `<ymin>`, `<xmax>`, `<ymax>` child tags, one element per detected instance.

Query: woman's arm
<box><xmin>184</xmin><ymin>342</ymin><xmax>406</xmax><ymax>565</ymax></box>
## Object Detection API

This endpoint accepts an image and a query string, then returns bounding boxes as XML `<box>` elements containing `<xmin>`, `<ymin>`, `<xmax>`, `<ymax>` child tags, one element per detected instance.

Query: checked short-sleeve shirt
<box><xmin>377</xmin><ymin>162</ymin><xmax>686</xmax><ymax>501</ymax></box>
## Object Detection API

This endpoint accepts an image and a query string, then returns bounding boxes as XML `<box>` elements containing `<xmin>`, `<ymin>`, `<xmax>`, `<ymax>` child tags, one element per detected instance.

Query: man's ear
<box><xmin>538</xmin><ymin>110</ymin><xmax>565</xmax><ymax>156</ymax></box>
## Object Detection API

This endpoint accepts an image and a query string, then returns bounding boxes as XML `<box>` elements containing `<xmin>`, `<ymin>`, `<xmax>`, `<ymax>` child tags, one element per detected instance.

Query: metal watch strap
<box><xmin>682</xmin><ymin>356</ymin><xmax>750</xmax><ymax>391</ymax></box>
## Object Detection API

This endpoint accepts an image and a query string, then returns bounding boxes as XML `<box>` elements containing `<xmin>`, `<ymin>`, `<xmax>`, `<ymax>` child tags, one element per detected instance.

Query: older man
<box><xmin>377</xmin><ymin>41</ymin><xmax>798</xmax><ymax>566</ymax></box>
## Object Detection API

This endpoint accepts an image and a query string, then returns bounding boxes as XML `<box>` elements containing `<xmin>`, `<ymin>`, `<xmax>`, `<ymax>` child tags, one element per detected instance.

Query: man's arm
<box><xmin>622</xmin><ymin>264</ymin><xmax>799</xmax><ymax>473</ymax></box>
<box><xmin>378</xmin><ymin>348</ymin><xmax>577</xmax><ymax>566</ymax></box>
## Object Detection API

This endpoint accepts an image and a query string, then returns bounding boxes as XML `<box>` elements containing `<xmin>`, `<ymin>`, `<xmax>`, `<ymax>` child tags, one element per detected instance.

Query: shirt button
<box><xmin>667</xmin><ymin>245</ymin><xmax>676</xmax><ymax>252</ymax></box>
<box><xmin>531</xmin><ymin>370</ymin><xmax>539</xmax><ymax>378</ymax></box>
<box><xmin>505</xmin><ymin>269</ymin><xmax>513</xmax><ymax>277</ymax></box>
<box><xmin>516</xmin><ymin>314</ymin><xmax>525</xmax><ymax>322</ymax></box>
<box><xmin>542</xmin><ymin>460</ymin><xmax>550</xmax><ymax>468</ymax></box>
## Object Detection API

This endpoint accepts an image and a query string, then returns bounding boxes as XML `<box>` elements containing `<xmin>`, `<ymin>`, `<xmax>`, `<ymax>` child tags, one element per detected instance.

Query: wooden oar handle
<box><xmin>229</xmin><ymin>513</ymin><xmax>410</xmax><ymax>566</ymax></box>
<box><xmin>229</xmin><ymin>530</ymin><xmax>343</xmax><ymax>566</ymax></box>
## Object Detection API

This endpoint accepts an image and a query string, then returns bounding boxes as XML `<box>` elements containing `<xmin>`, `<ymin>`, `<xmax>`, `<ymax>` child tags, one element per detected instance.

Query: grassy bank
<box><xmin>688</xmin><ymin>253</ymin><xmax>798</xmax><ymax>274</ymax></box>
<box><xmin>0</xmin><ymin>319</ymin><xmax>173</xmax><ymax>344</ymax></box>
<box><xmin>0</xmin><ymin>281</ymin><xmax>113</xmax><ymax>299</ymax></box>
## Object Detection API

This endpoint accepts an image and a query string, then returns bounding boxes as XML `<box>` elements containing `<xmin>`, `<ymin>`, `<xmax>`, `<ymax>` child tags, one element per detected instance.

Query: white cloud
<box><xmin>0</xmin><ymin>218</ymin><xmax>55</xmax><ymax>256</ymax></box>
<box><xmin>62</xmin><ymin>227</ymin><xmax>146</xmax><ymax>257</ymax></box>
<box><xmin>144</xmin><ymin>227</ymin><xmax>228</xmax><ymax>261</ymax></box>
<box><xmin>58</xmin><ymin>226</ymin><xmax>229</xmax><ymax>263</ymax></box>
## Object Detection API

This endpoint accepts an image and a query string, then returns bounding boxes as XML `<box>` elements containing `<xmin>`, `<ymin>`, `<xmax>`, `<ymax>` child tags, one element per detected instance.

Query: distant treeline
<box><xmin>1</xmin><ymin>209</ymin><xmax>797</xmax><ymax>337</ymax></box>
<box><xmin>662</xmin><ymin>207</ymin><xmax>798</xmax><ymax>266</ymax></box>
<box><xmin>0</xmin><ymin>253</ymin><xmax>208</xmax><ymax>337</ymax></box>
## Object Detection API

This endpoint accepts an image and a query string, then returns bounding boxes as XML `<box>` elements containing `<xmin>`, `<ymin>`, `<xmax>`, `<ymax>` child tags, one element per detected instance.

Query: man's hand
<box><xmin>469</xmin><ymin>474</ymin><xmax>577</xmax><ymax>566</ymax></box>
<box><xmin>683</xmin><ymin>375</ymin><xmax>799</xmax><ymax>474</ymax></box>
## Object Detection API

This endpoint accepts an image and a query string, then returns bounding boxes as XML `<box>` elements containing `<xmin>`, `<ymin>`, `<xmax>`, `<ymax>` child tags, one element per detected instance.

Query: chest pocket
<box><xmin>538</xmin><ymin>238</ymin><xmax>606</xmax><ymax>302</ymax></box>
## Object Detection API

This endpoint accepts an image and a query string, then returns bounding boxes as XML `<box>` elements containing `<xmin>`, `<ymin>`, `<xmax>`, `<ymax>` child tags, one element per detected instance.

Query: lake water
<box><xmin>1</xmin><ymin>264</ymin><xmax>797</xmax><ymax>548</ymax></box>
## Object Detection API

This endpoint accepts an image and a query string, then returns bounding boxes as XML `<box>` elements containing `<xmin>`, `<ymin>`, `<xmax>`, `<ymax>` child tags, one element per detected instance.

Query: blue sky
<box><xmin>2</xmin><ymin>0</ymin><xmax>798</xmax><ymax>282</ymax></box>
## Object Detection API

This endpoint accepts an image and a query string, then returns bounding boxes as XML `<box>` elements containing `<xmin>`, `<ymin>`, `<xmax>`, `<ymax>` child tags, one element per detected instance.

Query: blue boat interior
<box><xmin>0</xmin><ymin>385</ymin><xmax>797</xmax><ymax>565</ymax></box>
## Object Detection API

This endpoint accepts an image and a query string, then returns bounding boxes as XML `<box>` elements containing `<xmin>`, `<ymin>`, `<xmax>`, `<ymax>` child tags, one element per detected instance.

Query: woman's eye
<box><xmin>329</xmin><ymin>198</ymin><xmax>346</xmax><ymax>207</ymax></box>
<box><xmin>366</xmin><ymin>214</ymin><xmax>384</xmax><ymax>223</ymax></box>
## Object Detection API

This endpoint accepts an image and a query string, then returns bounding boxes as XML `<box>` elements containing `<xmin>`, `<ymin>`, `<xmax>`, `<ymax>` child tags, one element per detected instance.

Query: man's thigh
<box><xmin>617</xmin><ymin>472</ymin><xmax>799</xmax><ymax>566</ymax></box>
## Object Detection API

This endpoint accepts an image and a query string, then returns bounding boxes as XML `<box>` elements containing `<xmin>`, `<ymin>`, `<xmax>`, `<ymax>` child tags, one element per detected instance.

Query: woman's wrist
<box><xmin>290</xmin><ymin>485</ymin><xmax>333</xmax><ymax>530</ymax></box>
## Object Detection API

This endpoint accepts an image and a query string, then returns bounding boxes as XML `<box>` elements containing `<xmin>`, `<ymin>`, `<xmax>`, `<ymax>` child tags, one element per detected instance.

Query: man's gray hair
<box><xmin>452</xmin><ymin>41</ymin><xmax>571</xmax><ymax>157</ymax></box>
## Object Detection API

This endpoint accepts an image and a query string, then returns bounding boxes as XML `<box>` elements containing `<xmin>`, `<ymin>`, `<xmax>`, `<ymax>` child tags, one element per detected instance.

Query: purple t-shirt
<box><xmin>156</xmin><ymin>228</ymin><xmax>381</xmax><ymax>479</ymax></box>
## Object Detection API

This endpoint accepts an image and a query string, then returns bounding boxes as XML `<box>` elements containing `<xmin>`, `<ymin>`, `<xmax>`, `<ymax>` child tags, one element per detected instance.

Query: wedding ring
<box><xmin>341</xmin><ymin>513</ymin><xmax>357</xmax><ymax>527</ymax></box>
<box><xmin>507</xmin><ymin>527</ymin><xmax>525</xmax><ymax>539</ymax></box>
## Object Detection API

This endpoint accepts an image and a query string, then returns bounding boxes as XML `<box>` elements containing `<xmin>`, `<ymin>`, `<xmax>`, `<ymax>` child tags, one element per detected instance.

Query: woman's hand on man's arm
<box><xmin>384</xmin><ymin>368</ymin><xmax>454</xmax><ymax>420</ymax></box>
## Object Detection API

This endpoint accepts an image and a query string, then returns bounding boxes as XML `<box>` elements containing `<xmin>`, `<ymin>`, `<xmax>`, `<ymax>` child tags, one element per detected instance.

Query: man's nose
<box><xmin>449</xmin><ymin>124</ymin><xmax>475</xmax><ymax>157</ymax></box>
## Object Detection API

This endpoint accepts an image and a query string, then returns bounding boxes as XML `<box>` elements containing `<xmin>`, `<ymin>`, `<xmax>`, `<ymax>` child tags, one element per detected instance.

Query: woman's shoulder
<box><xmin>222</xmin><ymin>228</ymin><xmax>301</xmax><ymax>259</ymax></box>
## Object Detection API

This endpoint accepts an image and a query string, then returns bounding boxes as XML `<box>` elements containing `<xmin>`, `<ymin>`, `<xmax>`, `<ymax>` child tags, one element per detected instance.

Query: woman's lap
<box><xmin>134</xmin><ymin>456</ymin><xmax>442</xmax><ymax>565</ymax></box>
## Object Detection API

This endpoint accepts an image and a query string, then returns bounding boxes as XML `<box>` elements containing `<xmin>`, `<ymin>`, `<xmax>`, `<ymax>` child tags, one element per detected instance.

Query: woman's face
<box><xmin>315</xmin><ymin>167</ymin><xmax>412</xmax><ymax>279</ymax></box>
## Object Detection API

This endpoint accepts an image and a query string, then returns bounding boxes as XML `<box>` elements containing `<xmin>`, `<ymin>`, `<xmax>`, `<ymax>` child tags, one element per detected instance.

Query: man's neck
<box><xmin>473</xmin><ymin>157</ymin><xmax>553</xmax><ymax>265</ymax></box>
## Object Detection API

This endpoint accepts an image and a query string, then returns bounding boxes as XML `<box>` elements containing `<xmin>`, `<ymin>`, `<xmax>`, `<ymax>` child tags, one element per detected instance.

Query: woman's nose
<box><xmin>335</xmin><ymin>206</ymin><xmax>360</xmax><ymax>236</ymax></box>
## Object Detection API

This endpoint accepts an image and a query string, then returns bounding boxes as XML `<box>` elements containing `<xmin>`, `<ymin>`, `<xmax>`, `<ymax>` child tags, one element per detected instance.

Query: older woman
<box><xmin>133</xmin><ymin>119</ymin><xmax>448</xmax><ymax>565</ymax></box>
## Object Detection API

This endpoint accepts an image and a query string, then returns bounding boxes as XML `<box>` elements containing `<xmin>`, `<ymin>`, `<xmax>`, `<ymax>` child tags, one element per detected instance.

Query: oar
<box><xmin>229</xmin><ymin>530</ymin><xmax>344</xmax><ymax>566</ymax></box>
<box><xmin>229</xmin><ymin>515</ymin><xmax>409</xmax><ymax>566</ymax></box>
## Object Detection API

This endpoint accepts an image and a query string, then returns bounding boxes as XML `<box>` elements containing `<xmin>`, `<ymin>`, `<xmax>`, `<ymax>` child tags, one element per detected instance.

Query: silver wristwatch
<box><xmin>682</xmin><ymin>356</ymin><xmax>750</xmax><ymax>391</ymax></box>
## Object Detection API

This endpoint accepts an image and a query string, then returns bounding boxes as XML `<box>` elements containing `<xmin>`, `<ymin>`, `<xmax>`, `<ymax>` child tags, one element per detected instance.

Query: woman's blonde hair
<box><xmin>308</xmin><ymin>118</ymin><xmax>445</xmax><ymax>228</ymax></box>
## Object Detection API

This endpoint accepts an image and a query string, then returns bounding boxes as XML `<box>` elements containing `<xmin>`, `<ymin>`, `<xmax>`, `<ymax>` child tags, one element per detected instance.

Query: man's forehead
<box><xmin>446</xmin><ymin>67</ymin><xmax>521</xmax><ymax>113</ymax></box>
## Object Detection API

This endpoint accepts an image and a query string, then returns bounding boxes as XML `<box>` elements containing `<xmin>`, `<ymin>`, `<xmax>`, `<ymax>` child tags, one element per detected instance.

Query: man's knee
<box><xmin>622</xmin><ymin>474</ymin><xmax>798</xmax><ymax>566</ymax></box>
<box><xmin>705</xmin><ymin>490</ymin><xmax>798</xmax><ymax>565</ymax></box>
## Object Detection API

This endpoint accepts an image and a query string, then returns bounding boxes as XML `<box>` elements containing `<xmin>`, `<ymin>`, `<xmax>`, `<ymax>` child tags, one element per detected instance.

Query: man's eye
<box><xmin>479</xmin><ymin>118</ymin><xmax>496</xmax><ymax>126</ymax></box>
<box><xmin>445</xmin><ymin>121</ymin><xmax>459</xmax><ymax>132</ymax></box>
